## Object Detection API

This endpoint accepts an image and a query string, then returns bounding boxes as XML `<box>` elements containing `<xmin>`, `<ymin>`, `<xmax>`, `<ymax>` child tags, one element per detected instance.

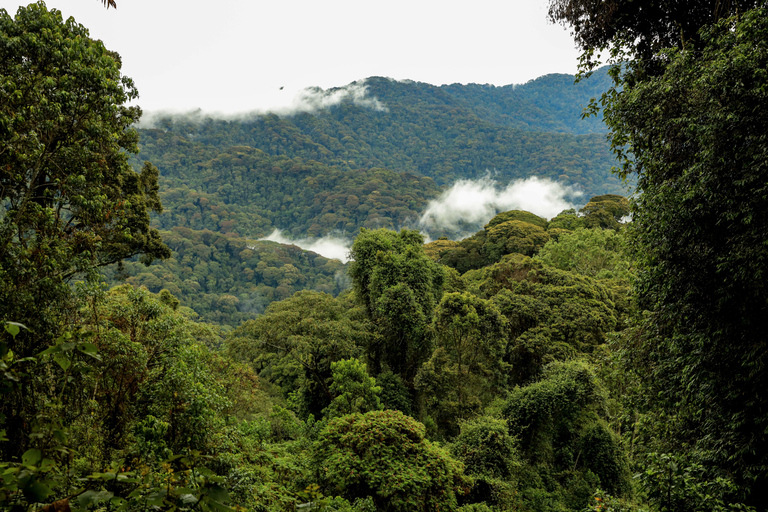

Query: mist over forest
<box><xmin>117</xmin><ymin>67</ymin><xmax>625</xmax><ymax>323</ymax></box>
<box><xmin>3</xmin><ymin>2</ymin><xmax>768</xmax><ymax>512</ymax></box>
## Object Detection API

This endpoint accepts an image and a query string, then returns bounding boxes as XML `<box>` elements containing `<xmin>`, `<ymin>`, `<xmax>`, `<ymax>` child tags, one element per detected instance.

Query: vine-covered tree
<box><xmin>609</xmin><ymin>10</ymin><xmax>768</xmax><ymax>506</ymax></box>
<box><xmin>551</xmin><ymin>0</ymin><xmax>768</xmax><ymax>506</ymax></box>
<box><xmin>0</xmin><ymin>2</ymin><xmax>169</xmax><ymax>355</ymax></box>
<box><xmin>348</xmin><ymin>228</ymin><xmax>445</xmax><ymax>384</ymax></box>
<box><xmin>0</xmin><ymin>2</ymin><xmax>169</xmax><ymax>462</ymax></box>
<box><xmin>314</xmin><ymin>410</ymin><xmax>468</xmax><ymax>511</ymax></box>
<box><xmin>415</xmin><ymin>292</ymin><xmax>507</xmax><ymax>436</ymax></box>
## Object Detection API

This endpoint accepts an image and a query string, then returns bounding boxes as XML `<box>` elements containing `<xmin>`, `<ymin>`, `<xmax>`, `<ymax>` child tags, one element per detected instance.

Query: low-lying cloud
<box><xmin>283</xmin><ymin>82</ymin><xmax>388</xmax><ymax>115</ymax></box>
<box><xmin>419</xmin><ymin>176</ymin><xmax>582</xmax><ymax>231</ymax></box>
<box><xmin>139</xmin><ymin>82</ymin><xmax>387</xmax><ymax>127</ymax></box>
<box><xmin>261</xmin><ymin>229</ymin><xmax>352</xmax><ymax>263</ymax></box>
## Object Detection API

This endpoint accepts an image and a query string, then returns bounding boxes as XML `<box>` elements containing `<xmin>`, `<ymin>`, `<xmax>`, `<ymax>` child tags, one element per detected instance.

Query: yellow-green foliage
<box><xmin>314</xmin><ymin>410</ymin><xmax>469</xmax><ymax>511</ymax></box>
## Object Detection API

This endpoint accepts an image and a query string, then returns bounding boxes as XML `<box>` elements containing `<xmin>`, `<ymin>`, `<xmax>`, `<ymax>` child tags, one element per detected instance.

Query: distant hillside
<box><xmin>117</xmin><ymin>69</ymin><xmax>626</xmax><ymax>326</ymax></box>
<box><xmin>139</xmin><ymin>67</ymin><xmax>622</xmax><ymax>218</ymax></box>
<box><xmin>439</xmin><ymin>68</ymin><xmax>612</xmax><ymax>134</ymax></box>
<box><xmin>106</xmin><ymin>227</ymin><xmax>348</xmax><ymax>326</ymax></box>
<box><xmin>136</xmin><ymin>134</ymin><xmax>441</xmax><ymax>239</ymax></box>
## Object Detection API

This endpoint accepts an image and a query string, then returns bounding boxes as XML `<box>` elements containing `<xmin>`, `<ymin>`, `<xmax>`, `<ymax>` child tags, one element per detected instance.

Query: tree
<box><xmin>503</xmin><ymin>361</ymin><xmax>631</xmax><ymax>508</ymax></box>
<box><xmin>578</xmin><ymin>195</ymin><xmax>629</xmax><ymax>231</ymax></box>
<box><xmin>314</xmin><ymin>410</ymin><xmax>468</xmax><ymax>511</ymax></box>
<box><xmin>552</xmin><ymin>0</ymin><xmax>768</xmax><ymax>505</ymax></box>
<box><xmin>348</xmin><ymin>229</ymin><xmax>445</xmax><ymax>384</ymax></box>
<box><xmin>483</xmin><ymin>220</ymin><xmax>550</xmax><ymax>261</ymax></box>
<box><xmin>547</xmin><ymin>0</ymin><xmax>761</xmax><ymax>73</ymax></box>
<box><xmin>535</xmin><ymin>227</ymin><xmax>630</xmax><ymax>281</ymax></box>
<box><xmin>226</xmin><ymin>290</ymin><xmax>368</xmax><ymax>418</ymax></box>
<box><xmin>450</xmin><ymin>416</ymin><xmax>520</xmax><ymax>508</ymax></box>
<box><xmin>0</xmin><ymin>2</ymin><xmax>169</xmax><ymax>356</ymax></box>
<box><xmin>604</xmin><ymin>9</ymin><xmax>768</xmax><ymax>506</ymax></box>
<box><xmin>323</xmin><ymin>358</ymin><xmax>382</xmax><ymax>419</ymax></box>
<box><xmin>415</xmin><ymin>292</ymin><xmax>507</xmax><ymax>436</ymax></box>
<box><xmin>0</xmin><ymin>2</ymin><xmax>169</xmax><ymax>462</ymax></box>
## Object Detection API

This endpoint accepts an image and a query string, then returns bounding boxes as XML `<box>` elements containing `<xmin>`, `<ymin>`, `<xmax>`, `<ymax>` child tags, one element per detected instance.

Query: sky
<box><xmin>1</xmin><ymin>0</ymin><xmax>582</xmax><ymax>114</ymax></box>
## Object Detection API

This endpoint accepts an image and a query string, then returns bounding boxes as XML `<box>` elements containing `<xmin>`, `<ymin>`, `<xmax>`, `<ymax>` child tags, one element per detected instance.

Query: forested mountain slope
<box><xmin>116</xmin><ymin>70</ymin><xmax>626</xmax><ymax>327</ymax></box>
<box><xmin>139</xmin><ymin>66</ymin><xmax>622</xmax><ymax>217</ymax></box>
<box><xmin>107</xmin><ymin>227</ymin><xmax>348</xmax><ymax>325</ymax></box>
<box><xmin>420</xmin><ymin>67</ymin><xmax>612</xmax><ymax>134</ymax></box>
<box><xmin>135</xmin><ymin>133</ymin><xmax>439</xmax><ymax>239</ymax></box>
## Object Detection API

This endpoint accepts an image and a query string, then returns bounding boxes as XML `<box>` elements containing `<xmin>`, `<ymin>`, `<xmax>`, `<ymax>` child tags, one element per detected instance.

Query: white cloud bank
<box><xmin>261</xmin><ymin>229</ymin><xmax>352</xmax><ymax>263</ymax></box>
<box><xmin>139</xmin><ymin>82</ymin><xmax>387</xmax><ymax>127</ymax></box>
<box><xmin>278</xmin><ymin>82</ymin><xmax>388</xmax><ymax>115</ymax></box>
<box><xmin>419</xmin><ymin>176</ymin><xmax>582</xmax><ymax>231</ymax></box>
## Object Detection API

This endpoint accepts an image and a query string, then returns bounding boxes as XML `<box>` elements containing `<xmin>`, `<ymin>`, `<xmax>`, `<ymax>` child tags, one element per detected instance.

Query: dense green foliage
<box><xmin>440</xmin><ymin>69</ymin><xmax>613</xmax><ymax>135</ymax></box>
<box><xmin>13</xmin><ymin>0</ymin><xmax>768</xmax><ymax>509</ymax></box>
<box><xmin>227</xmin><ymin>290</ymin><xmax>369</xmax><ymax>418</ymax></box>
<box><xmin>108</xmin><ymin>227</ymin><xmax>347</xmax><ymax>325</ymax></box>
<box><xmin>349</xmin><ymin>229</ymin><xmax>446</xmax><ymax>384</ymax></box>
<box><xmin>215</xmin><ymin>215</ymin><xmax>635</xmax><ymax>510</ymax></box>
<box><xmin>504</xmin><ymin>361</ymin><xmax>631</xmax><ymax>508</ymax></box>
<box><xmin>136</xmin><ymin>133</ymin><xmax>441</xmax><ymax>239</ymax></box>
<box><xmin>535</xmin><ymin>227</ymin><xmax>630</xmax><ymax>281</ymax></box>
<box><xmin>314</xmin><ymin>410</ymin><xmax>468</xmax><ymax>511</ymax></box>
<box><xmin>0</xmin><ymin>2</ymin><xmax>169</xmax><ymax>360</ymax></box>
<box><xmin>433</xmin><ymin>194</ymin><xmax>629</xmax><ymax>273</ymax></box>
<box><xmin>0</xmin><ymin>4</ymin><xmax>171</xmax><ymax>494</ymax></box>
<box><xmin>548</xmin><ymin>0</ymin><xmax>761</xmax><ymax>71</ymax></box>
<box><xmin>609</xmin><ymin>9</ymin><xmax>768</xmax><ymax>507</ymax></box>
<box><xmin>416</xmin><ymin>293</ymin><xmax>507</xmax><ymax>436</ymax></box>
<box><xmin>552</xmin><ymin>0</ymin><xmax>768</xmax><ymax>508</ymax></box>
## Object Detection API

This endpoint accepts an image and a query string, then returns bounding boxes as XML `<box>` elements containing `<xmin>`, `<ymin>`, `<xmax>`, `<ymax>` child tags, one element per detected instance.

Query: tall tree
<box><xmin>415</xmin><ymin>292</ymin><xmax>507</xmax><ymax>436</ymax></box>
<box><xmin>548</xmin><ymin>0</ymin><xmax>761</xmax><ymax>73</ymax></box>
<box><xmin>610</xmin><ymin>11</ymin><xmax>768</xmax><ymax>506</ymax></box>
<box><xmin>551</xmin><ymin>0</ymin><xmax>768</xmax><ymax>506</ymax></box>
<box><xmin>348</xmin><ymin>228</ymin><xmax>445</xmax><ymax>384</ymax></box>
<box><xmin>227</xmin><ymin>291</ymin><xmax>367</xmax><ymax>418</ymax></box>
<box><xmin>0</xmin><ymin>2</ymin><xmax>169</xmax><ymax>354</ymax></box>
<box><xmin>0</xmin><ymin>2</ymin><xmax>168</xmax><ymax>460</ymax></box>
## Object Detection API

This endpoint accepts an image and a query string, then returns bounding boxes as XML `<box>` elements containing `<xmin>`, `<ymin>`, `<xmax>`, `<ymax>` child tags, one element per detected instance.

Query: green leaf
<box><xmin>146</xmin><ymin>490</ymin><xmax>167</xmax><ymax>506</ymax></box>
<box><xmin>22</xmin><ymin>480</ymin><xmax>51</xmax><ymax>503</ymax></box>
<box><xmin>197</xmin><ymin>467</ymin><xmax>215</xmax><ymax>478</ymax></box>
<box><xmin>37</xmin><ymin>345</ymin><xmax>61</xmax><ymax>357</ymax></box>
<box><xmin>110</xmin><ymin>496</ymin><xmax>127</xmax><ymax>507</ymax></box>
<box><xmin>52</xmin><ymin>429</ymin><xmax>66</xmax><ymax>443</ymax></box>
<box><xmin>77</xmin><ymin>343</ymin><xmax>99</xmax><ymax>355</ymax></box>
<box><xmin>90</xmin><ymin>471</ymin><xmax>116</xmax><ymax>480</ymax></box>
<box><xmin>127</xmin><ymin>489</ymin><xmax>143</xmax><ymax>499</ymax></box>
<box><xmin>78</xmin><ymin>489</ymin><xmax>114</xmax><ymax>507</ymax></box>
<box><xmin>205</xmin><ymin>484</ymin><xmax>229</xmax><ymax>503</ymax></box>
<box><xmin>53</xmin><ymin>353</ymin><xmax>71</xmax><ymax>371</ymax></box>
<box><xmin>179</xmin><ymin>493</ymin><xmax>198</xmax><ymax>505</ymax></box>
<box><xmin>22</xmin><ymin>449</ymin><xmax>41</xmax><ymax>467</ymax></box>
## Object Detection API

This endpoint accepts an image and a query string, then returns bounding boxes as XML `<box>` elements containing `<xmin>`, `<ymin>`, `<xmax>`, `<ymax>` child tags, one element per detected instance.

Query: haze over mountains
<box><xmin>116</xmin><ymin>66</ymin><xmax>626</xmax><ymax>323</ymax></box>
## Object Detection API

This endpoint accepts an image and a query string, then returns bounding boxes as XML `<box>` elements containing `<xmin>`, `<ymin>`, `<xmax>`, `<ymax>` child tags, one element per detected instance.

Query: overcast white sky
<box><xmin>2</xmin><ymin>0</ymin><xmax>582</xmax><ymax>114</ymax></box>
